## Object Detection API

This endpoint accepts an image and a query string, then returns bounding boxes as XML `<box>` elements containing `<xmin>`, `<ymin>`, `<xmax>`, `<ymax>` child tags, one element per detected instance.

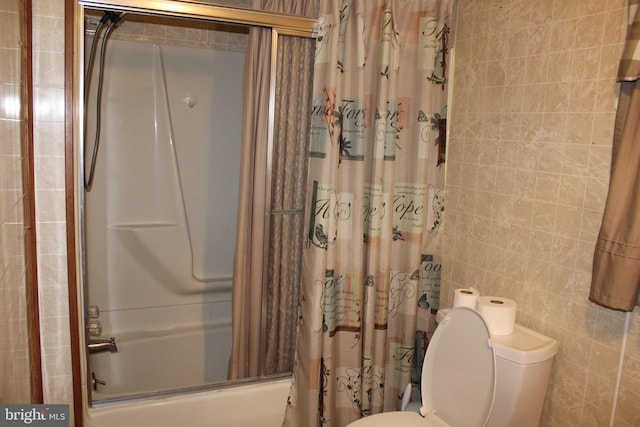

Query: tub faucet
<box><xmin>88</xmin><ymin>337</ymin><xmax>118</xmax><ymax>354</ymax></box>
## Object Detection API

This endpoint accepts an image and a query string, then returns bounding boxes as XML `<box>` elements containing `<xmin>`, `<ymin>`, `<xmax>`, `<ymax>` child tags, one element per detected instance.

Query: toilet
<box><xmin>347</xmin><ymin>307</ymin><xmax>557</xmax><ymax>427</ymax></box>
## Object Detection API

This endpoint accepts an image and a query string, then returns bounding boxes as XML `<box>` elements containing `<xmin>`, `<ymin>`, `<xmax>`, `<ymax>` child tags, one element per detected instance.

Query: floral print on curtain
<box><xmin>283</xmin><ymin>1</ymin><xmax>453</xmax><ymax>426</ymax></box>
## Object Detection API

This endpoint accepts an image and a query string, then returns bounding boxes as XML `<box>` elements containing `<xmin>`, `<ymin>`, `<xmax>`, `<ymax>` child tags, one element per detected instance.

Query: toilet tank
<box><xmin>487</xmin><ymin>324</ymin><xmax>558</xmax><ymax>427</ymax></box>
<box><xmin>435</xmin><ymin>309</ymin><xmax>558</xmax><ymax>427</ymax></box>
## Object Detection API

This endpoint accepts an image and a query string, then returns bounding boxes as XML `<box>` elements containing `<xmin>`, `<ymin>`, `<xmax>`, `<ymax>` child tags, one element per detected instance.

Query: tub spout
<box><xmin>88</xmin><ymin>337</ymin><xmax>118</xmax><ymax>354</ymax></box>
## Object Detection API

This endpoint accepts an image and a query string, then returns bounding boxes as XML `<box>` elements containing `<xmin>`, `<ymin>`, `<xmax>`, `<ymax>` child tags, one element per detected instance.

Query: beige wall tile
<box><xmin>31</xmin><ymin>0</ymin><xmax>72</xmax><ymax>406</ymax></box>
<box><xmin>584</xmin><ymin>371</ymin><xmax>616</xmax><ymax>415</ymax></box>
<box><xmin>557</xmin><ymin>174</ymin><xmax>587</xmax><ymax>208</ymax></box>
<box><xmin>108</xmin><ymin>13</ymin><xmax>249</xmax><ymax>51</ymax></box>
<box><xmin>445</xmin><ymin>0</ymin><xmax>632</xmax><ymax>424</ymax></box>
<box><xmin>574</xmin><ymin>13</ymin><xmax>606</xmax><ymax>49</ymax></box>
<box><xmin>566</xmin><ymin>112</ymin><xmax>594</xmax><ymax>145</ymax></box>
<box><xmin>0</xmin><ymin>0</ymin><xmax>31</xmax><ymax>404</ymax></box>
<box><xmin>34</xmin><ymin>190</ymin><xmax>66</xmax><ymax>223</ymax></box>
<box><xmin>11</xmin><ymin>0</ymin><xmax>636</xmax><ymax>424</ymax></box>
<box><xmin>32</xmin><ymin>122</ymin><xmax>65</xmax><ymax>157</ymax></box>
<box><xmin>33</xmin><ymin>51</ymin><xmax>64</xmax><ymax>88</ymax></box>
<box><xmin>33</xmin><ymin>15</ymin><xmax>65</xmax><ymax>53</ymax></box>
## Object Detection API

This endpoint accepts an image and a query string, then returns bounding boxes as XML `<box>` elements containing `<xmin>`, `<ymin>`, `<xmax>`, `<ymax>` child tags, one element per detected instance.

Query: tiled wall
<box><xmin>102</xmin><ymin>0</ymin><xmax>251</xmax><ymax>48</ymax></box>
<box><xmin>0</xmin><ymin>0</ymin><xmax>30</xmax><ymax>404</ymax></box>
<box><xmin>94</xmin><ymin>12</ymin><xmax>249</xmax><ymax>51</ymax></box>
<box><xmin>12</xmin><ymin>0</ymin><xmax>640</xmax><ymax>425</ymax></box>
<box><xmin>442</xmin><ymin>0</ymin><xmax>640</xmax><ymax>425</ymax></box>
<box><xmin>32</xmin><ymin>0</ymin><xmax>72</xmax><ymax>404</ymax></box>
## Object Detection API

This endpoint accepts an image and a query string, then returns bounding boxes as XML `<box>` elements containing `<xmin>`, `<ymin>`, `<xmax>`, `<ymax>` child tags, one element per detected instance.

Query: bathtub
<box><xmin>86</xmin><ymin>378</ymin><xmax>292</xmax><ymax>427</ymax></box>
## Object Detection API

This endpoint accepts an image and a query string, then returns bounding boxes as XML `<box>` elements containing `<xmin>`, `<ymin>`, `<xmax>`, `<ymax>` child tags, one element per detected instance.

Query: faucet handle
<box><xmin>91</xmin><ymin>372</ymin><xmax>106</xmax><ymax>391</ymax></box>
<box><xmin>88</xmin><ymin>320</ymin><xmax>102</xmax><ymax>336</ymax></box>
<box><xmin>87</xmin><ymin>305</ymin><xmax>100</xmax><ymax>318</ymax></box>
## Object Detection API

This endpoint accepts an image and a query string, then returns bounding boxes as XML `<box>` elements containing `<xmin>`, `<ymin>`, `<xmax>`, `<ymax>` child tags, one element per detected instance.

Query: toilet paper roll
<box><xmin>453</xmin><ymin>288</ymin><xmax>480</xmax><ymax>309</ymax></box>
<box><xmin>476</xmin><ymin>296</ymin><xmax>517</xmax><ymax>335</ymax></box>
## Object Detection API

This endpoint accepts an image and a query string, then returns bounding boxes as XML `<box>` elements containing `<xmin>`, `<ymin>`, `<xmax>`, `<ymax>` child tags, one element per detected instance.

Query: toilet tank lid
<box><xmin>437</xmin><ymin>309</ymin><xmax>558</xmax><ymax>365</ymax></box>
<box><xmin>491</xmin><ymin>324</ymin><xmax>558</xmax><ymax>365</ymax></box>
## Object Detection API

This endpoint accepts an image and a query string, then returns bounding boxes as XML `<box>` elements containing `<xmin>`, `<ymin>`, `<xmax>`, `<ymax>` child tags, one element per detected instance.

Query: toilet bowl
<box><xmin>348</xmin><ymin>307</ymin><xmax>495</xmax><ymax>426</ymax></box>
<box><xmin>347</xmin><ymin>307</ymin><xmax>557</xmax><ymax>427</ymax></box>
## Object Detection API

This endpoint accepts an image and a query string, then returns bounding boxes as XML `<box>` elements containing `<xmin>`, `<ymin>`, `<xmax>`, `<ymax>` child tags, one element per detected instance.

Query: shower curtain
<box><xmin>227</xmin><ymin>22</ymin><xmax>270</xmax><ymax>379</ymax></box>
<box><xmin>283</xmin><ymin>0</ymin><xmax>453</xmax><ymax>425</ymax></box>
<box><xmin>264</xmin><ymin>34</ymin><xmax>315</xmax><ymax>375</ymax></box>
<box><xmin>228</xmin><ymin>0</ymin><xmax>316</xmax><ymax>380</ymax></box>
<box><xmin>590</xmin><ymin>0</ymin><xmax>640</xmax><ymax>312</ymax></box>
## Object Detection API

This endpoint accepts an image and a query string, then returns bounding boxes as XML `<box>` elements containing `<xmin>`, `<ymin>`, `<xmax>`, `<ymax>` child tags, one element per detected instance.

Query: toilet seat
<box><xmin>347</xmin><ymin>307</ymin><xmax>495</xmax><ymax>427</ymax></box>
<box><xmin>420</xmin><ymin>307</ymin><xmax>496</xmax><ymax>426</ymax></box>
